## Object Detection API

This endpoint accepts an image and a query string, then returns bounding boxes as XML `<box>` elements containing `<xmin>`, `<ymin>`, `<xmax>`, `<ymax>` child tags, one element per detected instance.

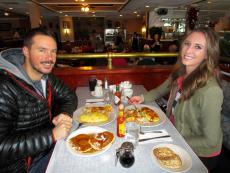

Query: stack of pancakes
<box><xmin>68</xmin><ymin>131</ymin><xmax>114</xmax><ymax>153</ymax></box>
<box><xmin>153</xmin><ymin>147</ymin><xmax>182</xmax><ymax>169</ymax></box>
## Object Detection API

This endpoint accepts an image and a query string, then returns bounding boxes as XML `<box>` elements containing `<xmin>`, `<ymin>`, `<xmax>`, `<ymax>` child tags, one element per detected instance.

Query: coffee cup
<box><xmin>94</xmin><ymin>85</ymin><xmax>103</xmax><ymax>97</ymax></box>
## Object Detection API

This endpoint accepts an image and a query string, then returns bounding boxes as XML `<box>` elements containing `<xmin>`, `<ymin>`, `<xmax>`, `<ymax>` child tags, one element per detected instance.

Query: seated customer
<box><xmin>129</xmin><ymin>27</ymin><xmax>223</xmax><ymax>171</ymax></box>
<box><xmin>0</xmin><ymin>28</ymin><xmax>78</xmax><ymax>173</ymax></box>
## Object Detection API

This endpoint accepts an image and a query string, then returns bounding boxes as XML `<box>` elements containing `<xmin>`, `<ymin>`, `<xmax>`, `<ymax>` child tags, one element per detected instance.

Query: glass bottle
<box><xmin>104</xmin><ymin>77</ymin><xmax>110</xmax><ymax>104</ymax></box>
<box><xmin>117</xmin><ymin>104</ymin><xmax>126</xmax><ymax>137</ymax></box>
<box><xmin>114</xmin><ymin>85</ymin><xmax>121</xmax><ymax>105</ymax></box>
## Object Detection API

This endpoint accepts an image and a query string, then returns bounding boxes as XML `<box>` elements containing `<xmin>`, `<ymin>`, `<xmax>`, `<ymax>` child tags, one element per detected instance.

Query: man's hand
<box><xmin>52</xmin><ymin>113</ymin><xmax>73</xmax><ymax>140</ymax></box>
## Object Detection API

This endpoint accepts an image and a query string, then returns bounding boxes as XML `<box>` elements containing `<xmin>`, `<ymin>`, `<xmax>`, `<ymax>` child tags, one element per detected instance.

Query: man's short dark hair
<box><xmin>23</xmin><ymin>27</ymin><xmax>56</xmax><ymax>48</ymax></box>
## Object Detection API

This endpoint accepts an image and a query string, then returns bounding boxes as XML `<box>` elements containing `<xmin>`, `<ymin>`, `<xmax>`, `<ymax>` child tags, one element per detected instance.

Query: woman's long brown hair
<box><xmin>171</xmin><ymin>27</ymin><xmax>221</xmax><ymax>101</ymax></box>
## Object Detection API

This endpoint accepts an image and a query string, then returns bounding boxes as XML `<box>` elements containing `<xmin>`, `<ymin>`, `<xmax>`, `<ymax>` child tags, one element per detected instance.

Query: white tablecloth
<box><xmin>45</xmin><ymin>85</ymin><xmax>208</xmax><ymax>173</ymax></box>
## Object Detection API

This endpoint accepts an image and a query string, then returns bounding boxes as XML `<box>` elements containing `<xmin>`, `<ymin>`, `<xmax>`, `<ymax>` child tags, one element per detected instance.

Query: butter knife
<box><xmin>139</xmin><ymin>135</ymin><xmax>171</xmax><ymax>142</ymax></box>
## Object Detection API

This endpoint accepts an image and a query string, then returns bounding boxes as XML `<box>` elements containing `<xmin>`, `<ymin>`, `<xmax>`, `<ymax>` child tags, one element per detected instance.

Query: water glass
<box><xmin>125</xmin><ymin>122</ymin><xmax>140</xmax><ymax>147</ymax></box>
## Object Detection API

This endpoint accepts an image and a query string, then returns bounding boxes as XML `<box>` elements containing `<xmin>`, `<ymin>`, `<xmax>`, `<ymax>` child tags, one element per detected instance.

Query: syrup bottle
<box><xmin>114</xmin><ymin>85</ymin><xmax>121</xmax><ymax>105</ymax></box>
<box><xmin>117</xmin><ymin>104</ymin><xmax>126</xmax><ymax>137</ymax></box>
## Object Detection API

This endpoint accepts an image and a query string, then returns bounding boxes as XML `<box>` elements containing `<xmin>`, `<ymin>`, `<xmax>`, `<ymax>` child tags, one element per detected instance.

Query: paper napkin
<box><xmin>139</xmin><ymin>129</ymin><xmax>172</xmax><ymax>144</ymax></box>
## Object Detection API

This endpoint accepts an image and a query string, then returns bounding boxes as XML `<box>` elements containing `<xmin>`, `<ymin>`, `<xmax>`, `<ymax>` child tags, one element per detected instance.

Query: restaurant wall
<box><xmin>0</xmin><ymin>18</ymin><xmax>30</xmax><ymax>39</ymax></box>
<box><xmin>124</xmin><ymin>18</ymin><xmax>143</xmax><ymax>35</ymax></box>
<box><xmin>59</xmin><ymin>17</ymin><xmax>75</xmax><ymax>42</ymax></box>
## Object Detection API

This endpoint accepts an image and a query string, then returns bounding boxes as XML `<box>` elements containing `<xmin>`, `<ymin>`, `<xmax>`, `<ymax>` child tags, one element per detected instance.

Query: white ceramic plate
<box><xmin>66</xmin><ymin>126</ymin><xmax>115</xmax><ymax>157</ymax></box>
<box><xmin>151</xmin><ymin>143</ymin><xmax>192</xmax><ymax>172</ymax></box>
<box><xmin>73</xmin><ymin>104</ymin><xmax>116</xmax><ymax>126</ymax></box>
<box><xmin>125</xmin><ymin>104</ymin><xmax>166</xmax><ymax>127</ymax></box>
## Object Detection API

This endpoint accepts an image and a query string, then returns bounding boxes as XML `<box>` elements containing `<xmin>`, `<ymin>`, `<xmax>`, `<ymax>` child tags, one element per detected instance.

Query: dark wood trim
<box><xmin>52</xmin><ymin>65</ymin><xmax>174</xmax><ymax>91</ymax></box>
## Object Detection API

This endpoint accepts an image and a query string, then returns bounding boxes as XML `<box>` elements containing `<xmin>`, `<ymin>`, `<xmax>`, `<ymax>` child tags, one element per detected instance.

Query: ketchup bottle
<box><xmin>117</xmin><ymin>104</ymin><xmax>126</xmax><ymax>137</ymax></box>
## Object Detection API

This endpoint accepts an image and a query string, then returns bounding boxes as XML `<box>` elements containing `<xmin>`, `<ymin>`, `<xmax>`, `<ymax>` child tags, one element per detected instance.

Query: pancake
<box><xmin>69</xmin><ymin>134</ymin><xmax>92</xmax><ymax>153</ymax></box>
<box><xmin>89</xmin><ymin>131</ymin><xmax>114</xmax><ymax>150</ymax></box>
<box><xmin>153</xmin><ymin>147</ymin><xmax>182</xmax><ymax>169</ymax></box>
<box><xmin>69</xmin><ymin>131</ymin><xmax>114</xmax><ymax>154</ymax></box>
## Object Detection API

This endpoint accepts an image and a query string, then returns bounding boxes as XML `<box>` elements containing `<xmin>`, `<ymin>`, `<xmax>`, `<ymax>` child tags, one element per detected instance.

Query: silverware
<box><xmin>73</xmin><ymin>122</ymin><xmax>83</xmax><ymax>131</ymax></box>
<box><xmin>138</xmin><ymin>135</ymin><xmax>171</xmax><ymax>142</ymax></box>
<box><xmin>139</xmin><ymin>130</ymin><xmax>163</xmax><ymax>135</ymax></box>
<box><xmin>65</xmin><ymin>123</ymin><xmax>84</xmax><ymax>141</ymax></box>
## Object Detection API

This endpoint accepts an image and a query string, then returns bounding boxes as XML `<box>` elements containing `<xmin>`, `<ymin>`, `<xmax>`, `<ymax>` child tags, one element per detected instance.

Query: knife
<box><xmin>139</xmin><ymin>135</ymin><xmax>171</xmax><ymax>142</ymax></box>
<box><xmin>86</xmin><ymin>98</ymin><xmax>104</xmax><ymax>103</ymax></box>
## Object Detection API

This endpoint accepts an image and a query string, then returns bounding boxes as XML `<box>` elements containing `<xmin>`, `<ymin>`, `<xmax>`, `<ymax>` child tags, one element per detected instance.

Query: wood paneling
<box><xmin>52</xmin><ymin>66</ymin><xmax>174</xmax><ymax>91</ymax></box>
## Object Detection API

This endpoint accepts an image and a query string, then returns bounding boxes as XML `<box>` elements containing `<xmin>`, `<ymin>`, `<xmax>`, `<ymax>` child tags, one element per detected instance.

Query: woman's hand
<box><xmin>128</xmin><ymin>96</ymin><xmax>144</xmax><ymax>104</ymax></box>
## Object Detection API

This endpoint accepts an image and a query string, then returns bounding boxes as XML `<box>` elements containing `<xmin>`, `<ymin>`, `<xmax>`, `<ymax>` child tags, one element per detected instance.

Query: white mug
<box><xmin>94</xmin><ymin>86</ymin><xmax>103</xmax><ymax>97</ymax></box>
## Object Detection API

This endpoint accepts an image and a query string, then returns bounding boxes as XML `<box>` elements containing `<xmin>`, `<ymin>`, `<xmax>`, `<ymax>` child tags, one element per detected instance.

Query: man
<box><xmin>0</xmin><ymin>28</ymin><xmax>78</xmax><ymax>173</ymax></box>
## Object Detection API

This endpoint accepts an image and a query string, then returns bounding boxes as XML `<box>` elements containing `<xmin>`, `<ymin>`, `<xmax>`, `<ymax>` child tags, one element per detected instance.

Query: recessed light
<box><xmin>119</xmin><ymin>14</ymin><xmax>123</xmax><ymax>17</ymax></box>
<box><xmin>145</xmin><ymin>6</ymin><xmax>149</xmax><ymax>8</ymax></box>
<box><xmin>59</xmin><ymin>11</ymin><xmax>63</xmax><ymax>14</ymax></box>
<box><xmin>65</xmin><ymin>14</ymin><xmax>68</xmax><ymax>16</ymax></box>
<box><xmin>9</xmin><ymin>7</ymin><xmax>13</xmax><ymax>10</ymax></box>
<box><xmin>133</xmin><ymin>11</ymin><xmax>137</xmax><ymax>14</ymax></box>
<box><xmin>137</xmin><ymin>14</ymin><xmax>140</xmax><ymax>17</ymax></box>
<box><xmin>4</xmin><ymin>12</ymin><xmax>9</xmax><ymax>16</ymax></box>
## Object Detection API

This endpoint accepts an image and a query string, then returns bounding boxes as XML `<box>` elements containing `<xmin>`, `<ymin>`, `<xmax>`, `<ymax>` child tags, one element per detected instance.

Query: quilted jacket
<box><xmin>0</xmin><ymin>48</ymin><xmax>78</xmax><ymax>172</ymax></box>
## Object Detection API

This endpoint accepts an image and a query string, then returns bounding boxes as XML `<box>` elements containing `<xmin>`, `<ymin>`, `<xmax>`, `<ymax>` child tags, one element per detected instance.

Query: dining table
<box><xmin>45</xmin><ymin>85</ymin><xmax>208</xmax><ymax>173</ymax></box>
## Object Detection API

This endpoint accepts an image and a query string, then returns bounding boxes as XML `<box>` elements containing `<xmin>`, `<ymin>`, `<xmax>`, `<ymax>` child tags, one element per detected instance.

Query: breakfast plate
<box><xmin>73</xmin><ymin>104</ymin><xmax>116</xmax><ymax>126</ymax></box>
<box><xmin>151</xmin><ymin>143</ymin><xmax>192</xmax><ymax>172</ymax></box>
<box><xmin>124</xmin><ymin>104</ymin><xmax>166</xmax><ymax>127</ymax></box>
<box><xmin>66</xmin><ymin>126</ymin><xmax>115</xmax><ymax>157</ymax></box>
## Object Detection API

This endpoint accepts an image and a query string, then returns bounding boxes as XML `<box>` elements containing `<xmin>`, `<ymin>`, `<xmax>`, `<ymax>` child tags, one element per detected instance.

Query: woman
<box><xmin>129</xmin><ymin>27</ymin><xmax>223</xmax><ymax>171</ymax></box>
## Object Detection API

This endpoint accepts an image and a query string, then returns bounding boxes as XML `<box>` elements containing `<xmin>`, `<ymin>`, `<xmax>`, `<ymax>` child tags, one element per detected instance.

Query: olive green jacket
<box><xmin>143</xmin><ymin>77</ymin><xmax>223</xmax><ymax>157</ymax></box>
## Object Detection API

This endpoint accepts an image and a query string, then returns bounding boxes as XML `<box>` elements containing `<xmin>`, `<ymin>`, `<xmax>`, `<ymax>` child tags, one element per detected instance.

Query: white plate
<box><xmin>125</xmin><ymin>104</ymin><xmax>166</xmax><ymax>127</ymax></box>
<box><xmin>66</xmin><ymin>126</ymin><xmax>115</xmax><ymax>157</ymax></box>
<box><xmin>73</xmin><ymin>104</ymin><xmax>116</xmax><ymax>126</ymax></box>
<box><xmin>151</xmin><ymin>143</ymin><xmax>192</xmax><ymax>172</ymax></box>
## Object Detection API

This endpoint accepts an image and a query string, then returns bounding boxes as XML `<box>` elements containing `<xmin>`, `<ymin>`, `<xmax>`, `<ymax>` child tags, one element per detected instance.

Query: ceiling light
<box><xmin>4</xmin><ymin>12</ymin><xmax>9</xmax><ymax>16</ymax></box>
<box><xmin>133</xmin><ymin>11</ymin><xmax>137</xmax><ymax>14</ymax></box>
<box><xmin>8</xmin><ymin>7</ymin><xmax>13</xmax><ymax>10</ymax></box>
<box><xmin>119</xmin><ymin>14</ymin><xmax>123</xmax><ymax>17</ymax></box>
<box><xmin>145</xmin><ymin>6</ymin><xmax>149</xmax><ymax>8</ymax></box>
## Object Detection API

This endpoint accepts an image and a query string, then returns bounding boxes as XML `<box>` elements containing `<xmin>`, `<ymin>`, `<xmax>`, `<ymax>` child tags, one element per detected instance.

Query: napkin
<box><xmin>85</xmin><ymin>98</ymin><xmax>104</xmax><ymax>104</ymax></box>
<box><xmin>139</xmin><ymin>129</ymin><xmax>172</xmax><ymax>144</ymax></box>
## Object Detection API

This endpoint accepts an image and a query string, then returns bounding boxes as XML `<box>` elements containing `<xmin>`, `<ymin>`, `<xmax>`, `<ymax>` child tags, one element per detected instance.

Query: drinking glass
<box><xmin>125</xmin><ymin>122</ymin><xmax>140</xmax><ymax>147</ymax></box>
<box><xmin>89</xmin><ymin>76</ymin><xmax>97</xmax><ymax>91</ymax></box>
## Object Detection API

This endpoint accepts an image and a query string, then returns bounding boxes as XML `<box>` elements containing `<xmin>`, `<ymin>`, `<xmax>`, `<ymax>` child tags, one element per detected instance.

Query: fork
<box><xmin>65</xmin><ymin>122</ymin><xmax>83</xmax><ymax>141</ymax></box>
<box><xmin>72</xmin><ymin>122</ymin><xmax>83</xmax><ymax>132</ymax></box>
<box><xmin>139</xmin><ymin>130</ymin><xmax>163</xmax><ymax>135</ymax></box>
